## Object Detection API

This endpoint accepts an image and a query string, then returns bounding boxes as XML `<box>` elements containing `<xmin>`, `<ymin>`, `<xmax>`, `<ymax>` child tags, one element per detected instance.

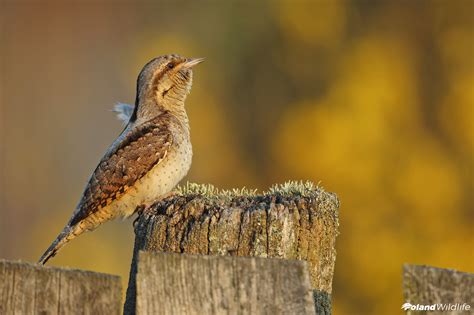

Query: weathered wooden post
<box><xmin>124</xmin><ymin>182</ymin><xmax>340</xmax><ymax>314</ymax></box>
<box><xmin>403</xmin><ymin>264</ymin><xmax>474</xmax><ymax>314</ymax></box>
<box><xmin>135</xmin><ymin>252</ymin><xmax>316</xmax><ymax>314</ymax></box>
<box><xmin>0</xmin><ymin>260</ymin><xmax>122</xmax><ymax>314</ymax></box>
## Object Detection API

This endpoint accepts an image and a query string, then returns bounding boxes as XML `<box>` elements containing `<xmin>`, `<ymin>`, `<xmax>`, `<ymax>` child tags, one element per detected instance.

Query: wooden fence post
<box><xmin>0</xmin><ymin>260</ymin><xmax>122</xmax><ymax>314</ymax></box>
<box><xmin>403</xmin><ymin>264</ymin><xmax>474</xmax><ymax>314</ymax></box>
<box><xmin>124</xmin><ymin>182</ymin><xmax>339</xmax><ymax>315</ymax></box>
<box><xmin>135</xmin><ymin>252</ymin><xmax>316</xmax><ymax>315</ymax></box>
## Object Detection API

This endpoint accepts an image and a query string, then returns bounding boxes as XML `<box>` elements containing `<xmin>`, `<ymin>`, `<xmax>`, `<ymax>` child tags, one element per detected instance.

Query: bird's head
<box><xmin>132</xmin><ymin>54</ymin><xmax>204</xmax><ymax>121</ymax></box>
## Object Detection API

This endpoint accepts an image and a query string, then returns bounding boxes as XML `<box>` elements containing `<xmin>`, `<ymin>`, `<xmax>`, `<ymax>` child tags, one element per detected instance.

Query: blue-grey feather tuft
<box><xmin>113</xmin><ymin>103</ymin><xmax>134</xmax><ymax>125</ymax></box>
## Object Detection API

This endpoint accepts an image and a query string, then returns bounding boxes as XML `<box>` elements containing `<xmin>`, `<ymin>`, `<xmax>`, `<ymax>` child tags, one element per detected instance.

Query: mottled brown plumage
<box><xmin>38</xmin><ymin>54</ymin><xmax>203</xmax><ymax>264</ymax></box>
<box><xmin>70</xmin><ymin>113</ymin><xmax>174</xmax><ymax>226</ymax></box>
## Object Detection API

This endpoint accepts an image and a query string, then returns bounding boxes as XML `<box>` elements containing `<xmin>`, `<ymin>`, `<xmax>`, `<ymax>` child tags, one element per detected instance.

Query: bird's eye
<box><xmin>167</xmin><ymin>62</ymin><xmax>175</xmax><ymax>69</ymax></box>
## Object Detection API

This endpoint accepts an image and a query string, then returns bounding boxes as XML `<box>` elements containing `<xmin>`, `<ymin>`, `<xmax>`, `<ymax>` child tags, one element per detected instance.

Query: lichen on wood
<box><xmin>124</xmin><ymin>181</ymin><xmax>339</xmax><ymax>314</ymax></box>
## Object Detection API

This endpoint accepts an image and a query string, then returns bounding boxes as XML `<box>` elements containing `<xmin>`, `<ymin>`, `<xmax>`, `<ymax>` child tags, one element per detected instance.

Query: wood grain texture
<box><xmin>136</xmin><ymin>251</ymin><xmax>316</xmax><ymax>315</ymax></box>
<box><xmin>403</xmin><ymin>264</ymin><xmax>474</xmax><ymax>315</ymax></box>
<box><xmin>0</xmin><ymin>260</ymin><xmax>122</xmax><ymax>315</ymax></box>
<box><xmin>124</xmin><ymin>187</ymin><xmax>339</xmax><ymax>314</ymax></box>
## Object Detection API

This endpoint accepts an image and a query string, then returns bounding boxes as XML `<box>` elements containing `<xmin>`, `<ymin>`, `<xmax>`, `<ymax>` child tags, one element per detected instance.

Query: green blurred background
<box><xmin>1</xmin><ymin>1</ymin><xmax>473</xmax><ymax>314</ymax></box>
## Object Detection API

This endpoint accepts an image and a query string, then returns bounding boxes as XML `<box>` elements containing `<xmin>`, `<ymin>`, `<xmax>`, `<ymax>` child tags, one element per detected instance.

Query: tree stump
<box><xmin>124</xmin><ymin>182</ymin><xmax>339</xmax><ymax>315</ymax></box>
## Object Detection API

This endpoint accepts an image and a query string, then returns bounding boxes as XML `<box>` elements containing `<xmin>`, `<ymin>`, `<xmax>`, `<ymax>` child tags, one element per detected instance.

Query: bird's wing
<box><xmin>69</xmin><ymin>113</ymin><xmax>173</xmax><ymax>226</ymax></box>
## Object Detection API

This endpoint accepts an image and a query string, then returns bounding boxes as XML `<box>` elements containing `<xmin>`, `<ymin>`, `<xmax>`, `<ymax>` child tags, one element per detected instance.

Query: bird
<box><xmin>38</xmin><ymin>54</ymin><xmax>203</xmax><ymax>265</ymax></box>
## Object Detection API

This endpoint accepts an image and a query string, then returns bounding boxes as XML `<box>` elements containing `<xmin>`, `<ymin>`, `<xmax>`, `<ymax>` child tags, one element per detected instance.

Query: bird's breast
<box><xmin>112</xmin><ymin>138</ymin><xmax>193</xmax><ymax>218</ymax></box>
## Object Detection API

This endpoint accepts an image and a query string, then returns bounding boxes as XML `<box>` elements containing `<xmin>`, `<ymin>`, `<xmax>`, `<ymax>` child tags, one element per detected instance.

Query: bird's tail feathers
<box><xmin>38</xmin><ymin>226</ymin><xmax>74</xmax><ymax>265</ymax></box>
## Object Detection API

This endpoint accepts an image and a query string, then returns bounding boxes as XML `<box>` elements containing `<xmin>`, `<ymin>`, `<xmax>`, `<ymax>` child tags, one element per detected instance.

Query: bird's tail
<box><xmin>38</xmin><ymin>226</ymin><xmax>75</xmax><ymax>265</ymax></box>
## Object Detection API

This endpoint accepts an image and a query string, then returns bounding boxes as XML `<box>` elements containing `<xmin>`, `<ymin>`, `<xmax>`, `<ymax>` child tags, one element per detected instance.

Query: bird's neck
<box><xmin>134</xmin><ymin>99</ymin><xmax>190</xmax><ymax>134</ymax></box>
<box><xmin>168</xmin><ymin>103</ymin><xmax>190</xmax><ymax>135</ymax></box>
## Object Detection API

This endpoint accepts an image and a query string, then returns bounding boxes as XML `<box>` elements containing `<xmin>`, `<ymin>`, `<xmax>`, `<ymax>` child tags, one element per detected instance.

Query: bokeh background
<box><xmin>1</xmin><ymin>1</ymin><xmax>473</xmax><ymax>314</ymax></box>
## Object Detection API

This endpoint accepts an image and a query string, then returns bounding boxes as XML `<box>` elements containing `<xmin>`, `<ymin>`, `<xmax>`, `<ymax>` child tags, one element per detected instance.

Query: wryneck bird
<box><xmin>38</xmin><ymin>54</ymin><xmax>203</xmax><ymax>264</ymax></box>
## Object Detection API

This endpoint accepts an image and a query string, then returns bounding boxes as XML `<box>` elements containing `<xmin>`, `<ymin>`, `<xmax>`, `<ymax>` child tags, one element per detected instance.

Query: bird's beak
<box><xmin>181</xmin><ymin>58</ymin><xmax>205</xmax><ymax>69</ymax></box>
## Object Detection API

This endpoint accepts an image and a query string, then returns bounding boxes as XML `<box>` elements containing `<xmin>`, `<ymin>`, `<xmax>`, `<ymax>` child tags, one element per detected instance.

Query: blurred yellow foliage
<box><xmin>272</xmin><ymin>3</ymin><xmax>473</xmax><ymax>314</ymax></box>
<box><xmin>275</xmin><ymin>0</ymin><xmax>347</xmax><ymax>47</ymax></box>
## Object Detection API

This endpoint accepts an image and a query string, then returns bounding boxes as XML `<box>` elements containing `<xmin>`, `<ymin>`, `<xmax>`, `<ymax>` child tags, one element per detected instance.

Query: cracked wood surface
<box><xmin>0</xmin><ymin>260</ymin><xmax>122</xmax><ymax>315</ymax></box>
<box><xmin>403</xmin><ymin>264</ymin><xmax>474</xmax><ymax>315</ymax></box>
<box><xmin>124</xmin><ymin>188</ymin><xmax>339</xmax><ymax>314</ymax></box>
<box><xmin>135</xmin><ymin>252</ymin><xmax>316</xmax><ymax>315</ymax></box>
